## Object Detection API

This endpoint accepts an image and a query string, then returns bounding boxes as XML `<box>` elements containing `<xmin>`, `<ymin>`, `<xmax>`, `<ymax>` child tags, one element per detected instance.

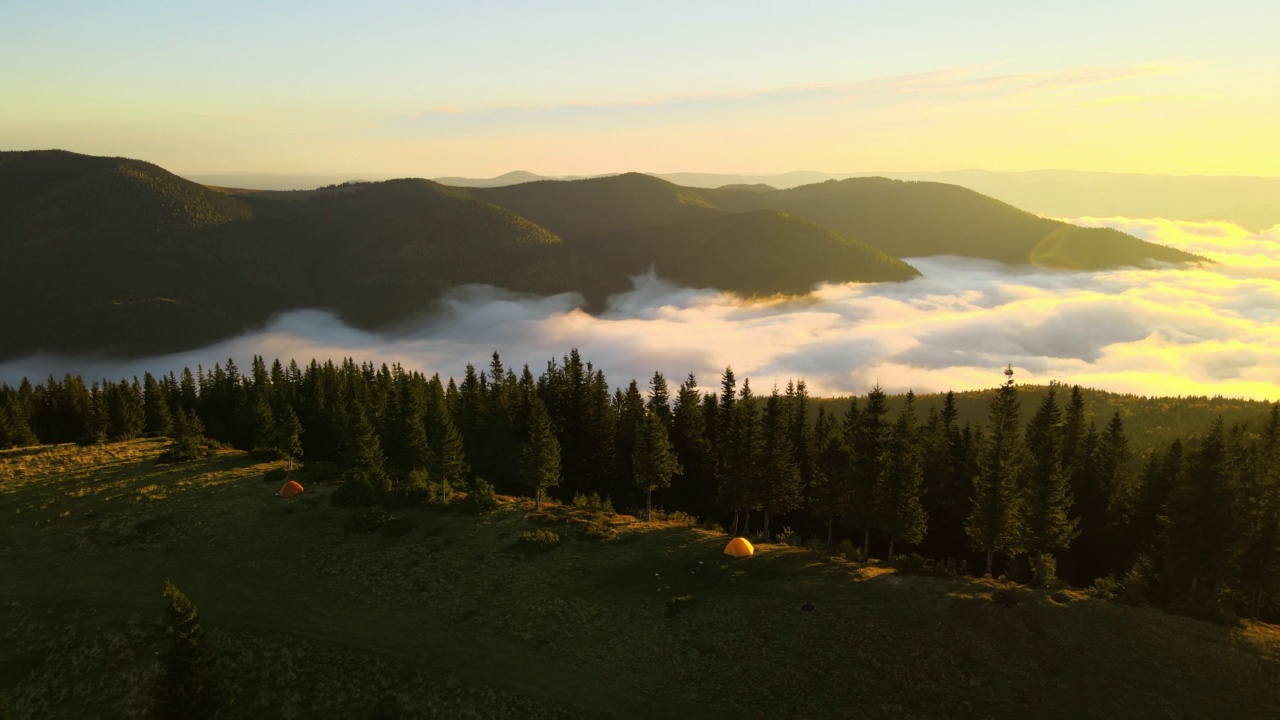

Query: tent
<box><xmin>723</xmin><ymin>537</ymin><xmax>754</xmax><ymax>558</ymax></box>
<box><xmin>278</xmin><ymin>480</ymin><xmax>304</xmax><ymax>498</ymax></box>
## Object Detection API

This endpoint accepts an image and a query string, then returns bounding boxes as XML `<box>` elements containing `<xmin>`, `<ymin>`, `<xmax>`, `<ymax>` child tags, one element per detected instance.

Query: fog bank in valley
<box><xmin>4</xmin><ymin>218</ymin><xmax>1278</xmax><ymax>400</ymax></box>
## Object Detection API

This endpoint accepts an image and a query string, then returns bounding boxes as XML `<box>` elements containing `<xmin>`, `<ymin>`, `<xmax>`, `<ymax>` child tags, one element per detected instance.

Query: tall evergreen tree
<box><xmin>848</xmin><ymin>385</ymin><xmax>890</xmax><ymax>557</ymax></box>
<box><xmin>877</xmin><ymin>392</ymin><xmax>927</xmax><ymax>560</ymax></box>
<box><xmin>521</xmin><ymin>397</ymin><xmax>561</xmax><ymax>510</ymax></box>
<box><xmin>633</xmin><ymin>409</ymin><xmax>681</xmax><ymax>520</ymax></box>
<box><xmin>809</xmin><ymin>406</ymin><xmax>850</xmax><ymax>549</ymax></box>
<box><xmin>152</xmin><ymin>582</ymin><xmax>221</xmax><ymax>720</ymax></box>
<box><xmin>273</xmin><ymin>405</ymin><xmax>305</xmax><ymax>469</ymax></box>
<box><xmin>142</xmin><ymin>372</ymin><xmax>173</xmax><ymax>437</ymax></box>
<box><xmin>1020</xmin><ymin>384</ymin><xmax>1079</xmax><ymax>584</ymax></box>
<box><xmin>759</xmin><ymin>388</ymin><xmax>802</xmax><ymax>539</ymax></box>
<box><xmin>426</xmin><ymin>377</ymin><xmax>469</xmax><ymax>505</ymax></box>
<box><xmin>1160</xmin><ymin>417</ymin><xmax>1238</xmax><ymax>598</ymax></box>
<box><xmin>670</xmin><ymin>374</ymin><xmax>714</xmax><ymax>517</ymax></box>
<box><xmin>967</xmin><ymin>366</ymin><xmax>1026</xmax><ymax>576</ymax></box>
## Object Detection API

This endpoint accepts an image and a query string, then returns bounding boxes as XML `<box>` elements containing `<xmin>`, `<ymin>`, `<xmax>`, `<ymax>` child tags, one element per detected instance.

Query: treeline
<box><xmin>2</xmin><ymin>352</ymin><xmax>1278</xmax><ymax>621</ymax></box>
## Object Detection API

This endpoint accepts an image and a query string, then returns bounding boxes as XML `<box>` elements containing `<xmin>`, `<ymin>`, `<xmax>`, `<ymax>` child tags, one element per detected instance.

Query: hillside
<box><xmin>0</xmin><ymin>152</ymin><xmax>610</xmax><ymax>358</ymax></box>
<box><xmin>580</xmin><ymin>209</ymin><xmax>919</xmax><ymax>294</ymax></box>
<box><xmin>701</xmin><ymin>178</ymin><xmax>1204</xmax><ymax>269</ymax></box>
<box><xmin>470</xmin><ymin>173</ymin><xmax>723</xmax><ymax>240</ymax></box>
<box><xmin>3</xmin><ymin>439</ymin><xmax>1279</xmax><ymax>719</ymax></box>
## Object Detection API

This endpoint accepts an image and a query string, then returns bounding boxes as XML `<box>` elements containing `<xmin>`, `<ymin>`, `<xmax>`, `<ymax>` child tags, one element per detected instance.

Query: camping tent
<box><xmin>278</xmin><ymin>480</ymin><xmax>304</xmax><ymax>498</ymax></box>
<box><xmin>723</xmin><ymin>537</ymin><xmax>754</xmax><ymax>558</ymax></box>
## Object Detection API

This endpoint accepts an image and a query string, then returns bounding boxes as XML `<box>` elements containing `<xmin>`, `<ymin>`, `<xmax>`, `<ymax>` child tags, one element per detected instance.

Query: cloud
<box><xmin>393</xmin><ymin>62</ymin><xmax>1188</xmax><ymax>133</ymax></box>
<box><xmin>3</xmin><ymin>218</ymin><xmax>1279</xmax><ymax>401</ymax></box>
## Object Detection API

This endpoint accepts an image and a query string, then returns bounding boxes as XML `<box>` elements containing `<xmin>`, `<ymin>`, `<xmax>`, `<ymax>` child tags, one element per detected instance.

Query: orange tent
<box><xmin>724</xmin><ymin>537</ymin><xmax>754</xmax><ymax>558</ymax></box>
<box><xmin>278</xmin><ymin>480</ymin><xmax>304</xmax><ymax>498</ymax></box>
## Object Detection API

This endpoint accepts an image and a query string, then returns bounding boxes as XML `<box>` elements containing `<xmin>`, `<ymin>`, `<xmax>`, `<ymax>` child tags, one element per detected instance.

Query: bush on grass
<box><xmin>517</xmin><ymin>529</ymin><xmax>561</xmax><ymax>554</ymax></box>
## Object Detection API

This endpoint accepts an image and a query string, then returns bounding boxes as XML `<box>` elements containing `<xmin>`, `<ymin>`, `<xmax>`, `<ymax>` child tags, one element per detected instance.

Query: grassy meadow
<box><xmin>3</xmin><ymin>440</ymin><xmax>1280</xmax><ymax>719</ymax></box>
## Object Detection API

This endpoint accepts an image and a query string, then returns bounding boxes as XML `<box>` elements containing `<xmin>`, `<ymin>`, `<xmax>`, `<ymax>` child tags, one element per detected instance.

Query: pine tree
<box><xmin>759</xmin><ymin>388</ymin><xmax>802</xmax><ymax>539</ymax></box>
<box><xmin>142</xmin><ymin>372</ymin><xmax>173</xmax><ymax>437</ymax></box>
<box><xmin>1239</xmin><ymin>405</ymin><xmax>1280</xmax><ymax>618</ymax></box>
<box><xmin>152</xmin><ymin>582</ymin><xmax>220</xmax><ymax>719</ymax></box>
<box><xmin>1160</xmin><ymin>417</ymin><xmax>1238</xmax><ymax>599</ymax></box>
<box><xmin>809</xmin><ymin>406</ymin><xmax>850</xmax><ymax>549</ymax></box>
<box><xmin>521</xmin><ymin>397</ymin><xmax>561</xmax><ymax>510</ymax></box>
<box><xmin>612</xmin><ymin>380</ymin><xmax>647</xmax><ymax>509</ymax></box>
<box><xmin>348</xmin><ymin>408</ymin><xmax>391</xmax><ymax>498</ymax></box>
<box><xmin>967</xmin><ymin>366</ymin><xmax>1026</xmax><ymax>576</ymax></box>
<box><xmin>273</xmin><ymin>405</ymin><xmax>304</xmax><ymax>469</ymax></box>
<box><xmin>877</xmin><ymin>392</ymin><xmax>927</xmax><ymax>560</ymax></box>
<box><xmin>168</xmin><ymin>408</ymin><xmax>206</xmax><ymax>462</ymax></box>
<box><xmin>721</xmin><ymin>379</ymin><xmax>762</xmax><ymax>535</ymax></box>
<box><xmin>426</xmin><ymin>379</ymin><xmax>469</xmax><ymax>505</ymax></box>
<box><xmin>849</xmin><ymin>385</ymin><xmax>890</xmax><ymax>558</ymax></box>
<box><xmin>633</xmin><ymin>409</ymin><xmax>681</xmax><ymax>520</ymax></box>
<box><xmin>648</xmin><ymin>371</ymin><xmax>672</xmax><ymax>430</ymax></box>
<box><xmin>1020</xmin><ymin>383</ymin><xmax>1078</xmax><ymax>584</ymax></box>
<box><xmin>250</xmin><ymin>393</ymin><xmax>276</xmax><ymax>455</ymax></box>
<box><xmin>671</xmin><ymin>374</ymin><xmax>714</xmax><ymax>517</ymax></box>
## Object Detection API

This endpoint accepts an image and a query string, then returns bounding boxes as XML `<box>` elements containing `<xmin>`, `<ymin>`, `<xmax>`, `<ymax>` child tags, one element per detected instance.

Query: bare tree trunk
<box><xmin>743</xmin><ymin>508</ymin><xmax>752</xmax><ymax>536</ymax></box>
<box><xmin>1252</xmin><ymin>588</ymin><xmax>1262</xmax><ymax>619</ymax></box>
<box><xmin>646</xmin><ymin>489</ymin><xmax>652</xmax><ymax>521</ymax></box>
<box><xmin>985</xmin><ymin>548</ymin><xmax>994</xmax><ymax>577</ymax></box>
<box><xmin>729</xmin><ymin>509</ymin><xmax>739</xmax><ymax>536</ymax></box>
<box><xmin>762</xmin><ymin>511</ymin><xmax>771</xmax><ymax>542</ymax></box>
<box><xmin>440</xmin><ymin>477</ymin><xmax>448</xmax><ymax>507</ymax></box>
<box><xmin>887</xmin><ymin>538</ymin><xmax>895</xmax><ymax>562</ymax></box>
<box><xmin>825</xmin><ymin>514</ymin><xmax>834</xmax><ymax>551</ymax></box>
<box><xmin>863</xmin><ymin>528</ymin><xmax>871</xmax><ymax>559</ymax></box>
<box><xmin>535</xmin><ymin>487</ymin><xmax>542</xmax><ymax>511</ymax></box>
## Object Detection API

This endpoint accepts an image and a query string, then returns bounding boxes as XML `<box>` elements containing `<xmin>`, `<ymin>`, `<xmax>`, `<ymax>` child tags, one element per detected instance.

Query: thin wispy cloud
<box><xmin>396</xmin><ymin>62</ymin><xmax>1189</xmax><ymax>131</ymax></box>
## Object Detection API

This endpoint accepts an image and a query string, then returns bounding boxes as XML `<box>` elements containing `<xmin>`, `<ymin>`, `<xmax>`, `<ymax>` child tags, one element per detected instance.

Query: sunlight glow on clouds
<box><xmin>4</xmin><ymin>219</ymin><xmax>1278</xmax><ymax>401</ymax></box>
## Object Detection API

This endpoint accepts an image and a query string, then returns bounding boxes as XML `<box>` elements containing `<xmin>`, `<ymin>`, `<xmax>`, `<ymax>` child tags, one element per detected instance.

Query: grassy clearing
<box><xmin>3</xmin><ymin>440</ymin><xmax>1280</xmax><ymax>719</ymax></box>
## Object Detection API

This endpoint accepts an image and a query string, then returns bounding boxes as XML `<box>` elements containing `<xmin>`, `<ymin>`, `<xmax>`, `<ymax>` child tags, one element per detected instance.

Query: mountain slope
<box><xmin>471</xmin><ymin>172</ymin><xmax>723</xmax><ymax>240</ymax></box>
<box><xmin>581</xmin><ymin>210</ymin><xmax>919</xmax><ymax>294</ymax></box>
<box><xmin>702</xmin><ymin>177</ymin><xmax>1204</xmax><ymax>269</ymax></box>
<box><xmin>0</xmin><ymin>152</ymin><xmax>609</xmax><ymax>357</ymax></box>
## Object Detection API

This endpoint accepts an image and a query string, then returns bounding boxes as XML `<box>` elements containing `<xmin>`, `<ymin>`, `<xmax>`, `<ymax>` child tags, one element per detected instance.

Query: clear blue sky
<box><xmin>3</xmin><ymin>1</ymin><xmax>1277</xmax><ymax>176</ymax></box>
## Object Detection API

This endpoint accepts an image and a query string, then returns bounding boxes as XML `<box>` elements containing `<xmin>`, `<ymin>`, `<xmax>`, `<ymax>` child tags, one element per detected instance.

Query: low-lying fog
<box><xmin>4</xmin><ymin>218</ymin><xmax>1278</xmax><ymax>399</ymax></box>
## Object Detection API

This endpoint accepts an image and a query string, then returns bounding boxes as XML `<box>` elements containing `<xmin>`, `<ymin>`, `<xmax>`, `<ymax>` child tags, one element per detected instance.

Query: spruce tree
<box><xmin>152</xmin><ymin>582</ymin><xmax>220</xmax><ymax>719</ymax></box>
<box><xmin>849</xmin><ymin>385</ymin><xmax>890</xmax><ymax>558</ymax></box>
<box><xmin>877</xmin><ymin>392</ymin><xmax>927</xmax><ymax>560</ymax></box>
<box><xmin>671</xmin><ymin>374</ymin><xmax>714</xmax><ymax>517</ymax></box>
<box><xmin>426</xmin><ymin>381</ymin><xmax>469</xmax><ymax>505</ymax></box>
<box><xmin>521</xmin><ymin>397</ymin><xmax>562</xmax><ymax>510</ymax></box>
<box><xmin>721</xmin><ymin>379</ymin><xmax>762</xmax><ymax>535</ymax></box>
<box><xmin>348</xmin><ymin>408</ymin><xmax>391</xmax><ymax>498</ymax></box>
<box><xmin>1020</xmin><ymin>384</ymin><xmax>1079</xmax><ymax>584</ymax></box>
<box><xmin>142</xmin><ymin>372</ymin><xmax>173</xmax><ymax>437</ymax></box>
<box><xmin>1160</xmin><ymin>417</ymin><xmax>1238</xmax><ymax>599</ymax></box>
<box><xmin>967</xmin><ymin>366</ymin><xmax>1026</xmax><ymax>576</ymax></box>
<box><xmin>809</xmin><ymin>406</ymin><xmax>850</xmax><ymax>549</ymax></box>
<box><xmin>759</xmin><ymin>388</ymin><xmax>802</xmax><ymax>539</ymax></box>
<box><xmin>273</xmin><ymin>405</ymin><xmax>305</xmax><ymax>469</ymax></box>
<box><xmin>633</xmin><ymin>409</ymin><xmax>681</xmax><ymax>520</ymax></box>
<box><xmin>169</xmin><ymin>409</ymin><xmax>206</xmax><ymax>462</ymax></box>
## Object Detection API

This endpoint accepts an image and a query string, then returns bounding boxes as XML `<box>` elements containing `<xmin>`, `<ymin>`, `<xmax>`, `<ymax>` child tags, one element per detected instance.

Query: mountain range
<box><xmin>1</xmin><ymin>150</ymin><xmax>1201</xmax><ymax>359</ymax></box>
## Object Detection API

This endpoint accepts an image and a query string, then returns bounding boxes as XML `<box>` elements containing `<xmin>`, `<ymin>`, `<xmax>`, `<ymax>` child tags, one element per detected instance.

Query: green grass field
<box><xmin>3</xmin><ymin>440</ymin><xmax>1280</xmax><ymax>719</ymax></box>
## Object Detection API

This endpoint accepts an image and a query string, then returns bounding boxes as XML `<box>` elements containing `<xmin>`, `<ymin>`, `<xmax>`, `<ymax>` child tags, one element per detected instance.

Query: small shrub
<box><xmin>991</xmin><ymin>588</ymin><xmax>1022</xmax><ymax>608</ymax></box>
<box><xmin>572</xmin><ymin>492</ymin><xmax>612</xmax><ymax>514</ymax></box>
<box><xmin>263</xmin><ymin>467</ymin><xmax>288</xmax><ymax>484</ymax></box>
<box><xmin>890</xmin><ymin>552</ymin><xmax>929</xmax><ymax>574</ymax></box>
<box><xmin>578</xmin><ymin>520</ymin><xmax>614</xmax><ymax>542</ymax></box>
<box><xmin>1118</xmin><ymin>553</ymin><xmax>1157</xmax><ymax>606</ymax></box>
<box><xmin>803</xmin><ymin>536</ymin><xmax>826</xmax><ymax>552</ymax></box>
<box><xmin>344</xmin><ymin>508</ymin><xmax>392</xmax><ymax>534</ymax></box>
<box><xmin>380</xmin><ymin>517</ymin><xmax>414</xmax><ymax>539</ymax></box>
<box><xmin>1168</xmin><ymin>588</ymin><xmax>1240</xmax><ymax>626</ymax></box>
<box><xmin>666</xmin><ymin>595</ymin><xmax>695</xmax><ymax>617</ymax></box>
<box><xmin>1088</xmin><ymin>575</ymin><xmax>1122</xmax><ymax>600</ymax></box>
<box><xmin>331</xmin><ymin>478</ymin><xmax>380</xmax><ymax>508</ymax></box>
<box><xmin>460</xmin><ymin>478</ymin><xmax>498</xmax><ymax>514</ymax></box>
<box><xmin>775</xmin><ymin>526</ymin><xmax>798</xmax><ymax>546</ymax></box>
<box><xmin>834</xmin><ymin>539</ymin><xmax>862</xmax><ymax>563</ymax></box>
<box><xmin>517</xmin><ymin>529</ymin><xmax>561</xmax><ymax>554</ymax></box>
<box><xmin>1050</xmin><ymin>591</ymin><xmax>1072</xmax><ymax>604</ymax></box>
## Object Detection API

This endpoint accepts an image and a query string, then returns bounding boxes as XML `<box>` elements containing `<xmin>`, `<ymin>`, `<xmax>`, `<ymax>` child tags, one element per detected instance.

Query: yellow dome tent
<box><xmin>724</xmin><ymin>537</ymin><xmax>754</xmax><ymax>558</ymax></box>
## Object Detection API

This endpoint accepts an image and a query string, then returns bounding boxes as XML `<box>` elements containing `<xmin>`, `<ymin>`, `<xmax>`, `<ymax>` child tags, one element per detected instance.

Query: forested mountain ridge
<box><xmin>1</xmin><ymin>151</ymin><xmax>1201</xmax><ymax>360</ymax></box>
<box><xmin>699</xmin><ymin>177</ymin><xmax>1204</xmax><ymax>268</ymax></box>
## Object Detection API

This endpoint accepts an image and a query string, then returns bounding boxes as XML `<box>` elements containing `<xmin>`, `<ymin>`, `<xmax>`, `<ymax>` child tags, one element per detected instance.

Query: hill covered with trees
<box><xmin>1</xmin><ymin>151</ymin><xmax>1202</xmax><ymax>360</ymax></box>
<box><xmin>699</xmin><ymin>177</ymin><xmax>1203</xmax><ymax>268</ymax></box>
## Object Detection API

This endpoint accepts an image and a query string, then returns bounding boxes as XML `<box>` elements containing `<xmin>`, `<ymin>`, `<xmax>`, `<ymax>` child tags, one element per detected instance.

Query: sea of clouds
<box><xmin>3</xmin><ymin>218</ymin><xmax>1278</xmax><ymax>400</ymax></box>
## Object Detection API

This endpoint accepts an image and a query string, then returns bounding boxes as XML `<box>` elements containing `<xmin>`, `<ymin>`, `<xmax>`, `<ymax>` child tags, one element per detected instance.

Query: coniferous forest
<box><xmin>2</xmin><ymin>350</ymin><xmax>1278</xmax><ymax>624</ymax></box>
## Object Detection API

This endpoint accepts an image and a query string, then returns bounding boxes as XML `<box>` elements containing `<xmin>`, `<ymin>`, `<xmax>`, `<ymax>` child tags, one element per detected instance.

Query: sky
<box><xmin>5</xmin><ymin>218</ymin><xmax>1279</xmax><ymax>401</ymax></box>
<box><xmin>3</xmin><ymin>1</ymin><xmax>1278</xmax><ymax>177</ymax></box>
